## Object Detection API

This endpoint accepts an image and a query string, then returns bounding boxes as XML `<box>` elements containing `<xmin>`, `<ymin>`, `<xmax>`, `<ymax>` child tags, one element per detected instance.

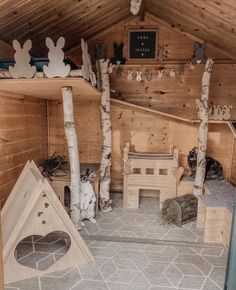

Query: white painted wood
<box><xmin>9</xmin><ymin>40</ymin><xmax>36</xmax><ymax>79</ymax></box>
<box><xmin>207</xmin><ymin>104</ymin><xmax>232</xmax><ymax>120</ymax></box>
<box><xmin>1</xmin><ymin>161</ymin><xmax>94</xmax><ymax>284</ymax></box>
<box><xmin>43</xmin><ymin>37</ymin><xmax>70</xmax><ymax>78</ymax></box>
<box><xmin>0</xmin><ymin>69</ymin><xmax>82</xmax><ymax>79</ymax></box>
<box><xmin>62</xmin><ymin>86</ymin><xmax>81</xmax><ymax>229</ymax></box>
<box><xmin>136</xmin><ymin>70</ymin><xmax>142</xmax><ymax>82</ymax></box>
<box><xmin>81</xmin><ymin>39</ymin><xmax>96</xmax><ymax>86</ymax></box>
<box><xmin>130</xmin><ymin>0</ymin><xmax>142</xmax><ymax>15</ymax></box>
<box><xmin>99</xmin><ymin>59</ymin><xmax>112</xmax><ymax>212</ymax></box>
<box><xmin>193</xmin><ymin>58</ymin><xmax>214</xmax><ymax>196</ymax></box>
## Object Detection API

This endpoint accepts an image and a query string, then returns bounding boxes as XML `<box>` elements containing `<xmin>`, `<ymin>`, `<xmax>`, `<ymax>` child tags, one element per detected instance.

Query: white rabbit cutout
<box><xmin>157</xmin><ymin>69</ymin><xmax>163</xmax><ymax>79</ymax></box>
<box><xmin>169</xmin><ymin>68</ymin><xmax>176</xmax><ymax>78</ymax></box>
<box><xmin>136</xmin><ymin>70</ymin><xmax>142</xmax><ymax>82</ymax></box>
<box><xmin>9</xmin><ymin>39</ymin><xmax>36</xmax><ymax>79</ymax></box>
<box><xmin>127</xmin><ymin>70</ymin><xmax>133</xmax><ymax>80</ymax></box>
<box><xmin>43</xmin><ymin>37</ymin><xmax>70</xmax><ymax>78</ymax></box>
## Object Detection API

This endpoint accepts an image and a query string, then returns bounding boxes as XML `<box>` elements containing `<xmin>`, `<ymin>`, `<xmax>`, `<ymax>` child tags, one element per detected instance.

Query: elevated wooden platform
<box><xmin>0</xmin><ymin>78</ymin><xmax>101</xmax><ymax>101</ymax></box>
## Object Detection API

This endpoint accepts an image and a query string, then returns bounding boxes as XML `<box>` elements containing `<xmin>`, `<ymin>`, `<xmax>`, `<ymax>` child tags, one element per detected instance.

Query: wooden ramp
<box><xmin>1</xmin><ymin>161</ymin><xmax>94</xmax><ymax>284</ymax></box>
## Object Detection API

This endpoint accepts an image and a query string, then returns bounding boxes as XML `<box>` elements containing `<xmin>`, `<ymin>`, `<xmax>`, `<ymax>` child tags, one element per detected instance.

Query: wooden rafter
<box><xmin>139</xmin><ymin>0</ymin><xmax>146</xmax><ymax>21</ymax></box>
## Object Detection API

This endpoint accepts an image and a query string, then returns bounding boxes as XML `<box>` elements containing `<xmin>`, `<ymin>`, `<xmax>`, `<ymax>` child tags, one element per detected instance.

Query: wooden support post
<box><xmin>193</xmin><ymin>58</ymin><xmax>214</xmax><ymax>196</ymax></box>
<box><xmin>62</xmin><ymin>86</ymin><xmax>81</xmax><ymax>229</ymax></box>
<box><xmin>99</xmin><ymin>59</ymin><xmax>112</xmax><ymax>213</ymax></box>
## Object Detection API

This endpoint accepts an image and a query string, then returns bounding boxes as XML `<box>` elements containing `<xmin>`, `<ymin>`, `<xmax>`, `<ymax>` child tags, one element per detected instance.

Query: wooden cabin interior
<box><xmin>0</xmin><ymin>1</ymin><xmax>236</xmax><ymax>289</ymax></box>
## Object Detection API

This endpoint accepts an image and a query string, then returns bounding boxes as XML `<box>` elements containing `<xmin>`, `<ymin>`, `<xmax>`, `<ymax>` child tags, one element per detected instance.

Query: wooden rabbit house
<box><xmin>123</xmin><ymin>143</ymin><xmax>184</xmax><ymax>209</ymax></box>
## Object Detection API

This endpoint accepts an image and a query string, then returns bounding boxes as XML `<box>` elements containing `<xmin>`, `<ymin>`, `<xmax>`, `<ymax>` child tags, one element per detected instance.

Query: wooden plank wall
<box><xmin>49</xmin><ymin>100</ymin><xmax>234</xmax><ymax>190</ymax></box>
<box><xmin>48</xmin><ymin>100</ymin><xmax>102</xmax><ymax>164</ymax></box>
<box><xmin>51</xmin><ymin>16</ymin><xmax>236</xmax><ymax>189</ymax></box>
<box><xmin>70</xmin><ymin>16</ymin><xmax>236</xmax><ymax>120</ymax></box>
<box><xmin>0</xmin><ymin>96</ymin><xmax>48</xmax><ymax>206</ymax></box>
<box><xmin>109</xmin><ymin>64</ymin><xmax>236</xmax><ymax>120</ymax></box>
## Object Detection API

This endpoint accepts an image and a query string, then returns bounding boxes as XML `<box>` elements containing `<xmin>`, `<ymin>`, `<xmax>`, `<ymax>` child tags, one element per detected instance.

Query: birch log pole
<box><xmin>62</xmin><ymin>86</ymin><xmax>81</xmax><ymax>229</ymax></box>
<box><xmin>99</xmin><ymin>59</ymin><xmax>112</xmax><ymax>213</ymax></box>
<box><xmin>193</xmin><ymin>58</ymin><xmax>214</xmax><ymax>196</ymax></box>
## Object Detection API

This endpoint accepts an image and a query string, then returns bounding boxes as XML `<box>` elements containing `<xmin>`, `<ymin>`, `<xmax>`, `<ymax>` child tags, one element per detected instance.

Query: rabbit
<box><xmin>157</xmin><ymin>69</ymin><xmax>163</xmax><ymax>79</ymax></box>
<box><xmin>212</xmin><ymin>105</ymin><xmax>221</xmax><ymax>120</ymax></box>
<box><xmin>108</xmin><ymin>63</ymin><xmax>114</xmax><ymax>74</ymax></box>
<box><xmin>186</xmin><ymin>61</ymin><xmax>195</xmax><ymax>71</ymax></box>
<box><xmin>130</xmin><ymin>0</ymin><xmax>142</xmax><ymax>15</ymax></box>
<box><xmin>111</xmin><ymin>42</ymin><xmax>126</xmax><ymax>65</ymax></box>
<box><xmin>43</xmin><ymin>37</ymin><xmax>70</xmax><ymax>78</ymax></box>
<box><xmin>188</xmin><ymin>147</ymin><xmax>223</xmax><ymax>180</ymax></box>
<box><xmin>191</xmin><ymin>42</ymin><xmax>206</xmax><ymax>64</ymax></box>
<box><xmin>9</xmin><ymin>39</ymin><xmax>36</xmax><ymax>79</ymax></box>
<box><xmin>169</xmin><ymin>68</ymin><xmax>176</xmax><ymax>78</ymax></box>
<box><xmin>127</xmin><ymin>69</ymin><xmax>134</xmax><ymax>80</ymax></box>
<box><xmin>95</xmin><ymin>43</ymin><xmax>106</xmax><ymax>60</ymax></box>
<box><xmin>136</xmin><ymin>70</ymin><xmax>142</xmax><ymax>82</ymax></box>
<box><xmin>222</xmin><ymin>105</ymin><xmax>232</xmax><ymax>120</ymax></box>
<box><xmin>145</xmin><ymin>68</ymin><xmax>152</xmax><ymax>81</ymax></box>
<box><xmin>179</xmin><ymin>64</ymin><xmax>185</xmax><ymax>75</ymax></box>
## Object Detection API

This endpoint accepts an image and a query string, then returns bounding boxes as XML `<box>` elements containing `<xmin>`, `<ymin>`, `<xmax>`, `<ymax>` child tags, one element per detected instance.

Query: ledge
<box><xmin>0</xmin><ymin>77</ymin><xmax>101</xmax><ymax>101</ymax></box>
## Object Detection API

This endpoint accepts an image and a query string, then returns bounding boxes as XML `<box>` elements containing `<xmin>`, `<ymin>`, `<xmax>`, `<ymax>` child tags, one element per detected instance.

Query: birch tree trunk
<box><xmin>99</xmin><ymin>59</ymin><xmax>112</xmax><ymax>213</ymax></box>
<box><xmin>62</xmin><ymin>86</ymin><xmax>81</xmax><ymax>229</ymax></box>
<box><xmin>193</xmin><ymin>58</ymin><xmax>214</xmax><ymax>196</ymax></box>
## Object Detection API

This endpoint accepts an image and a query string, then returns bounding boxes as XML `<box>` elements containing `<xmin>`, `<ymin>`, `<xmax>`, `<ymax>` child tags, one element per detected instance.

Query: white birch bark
<box><xmin>99</xmin><ymin>59</ymin><xmax>112</xmax><ymax>212</ymax></box>
<box><xmin>193</xmin><ymin>58</ymin><xmax>214</xmax><ymax>196</ymax></box>
<box><xmin>62</xmin><ymin>86</ymin><xmax>81</xmax><ymax>229</ymax></box>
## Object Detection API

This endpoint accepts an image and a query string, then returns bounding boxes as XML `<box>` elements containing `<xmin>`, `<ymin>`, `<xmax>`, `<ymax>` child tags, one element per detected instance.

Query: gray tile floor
<box><xmin>5</xmin><ymin>194</ymin><xmax>227</xmax><ymax>290</ymax></box>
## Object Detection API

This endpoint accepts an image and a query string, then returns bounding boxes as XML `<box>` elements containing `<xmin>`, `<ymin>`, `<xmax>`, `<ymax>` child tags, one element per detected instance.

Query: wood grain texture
<box><xmin>69</xmin><ymin>17</ymin><xmax>236</xmax><ymax>121</ymax></box>
<box><xmin>0</xmin><ymin>78</ymin><xmax>101</xmax><ymax>101</ymax></box>
<box><xmin>49</xmin><ymin>100</ymin><xmax>234</xmax><ymax>191</ymax></box>
<box><xmin>0</xmin><ymin>1</ymin><xmax>234</xmax><ymax>60</ymax></box>
<box><xmin>147</xmin><ymin>0</ymin><xmax>236</xmax><ymax>60</ymax></box>
<box><xmin>0</xmin><ymin>96</ymin><xmax>47</xmax><ymax>206</ymax></box>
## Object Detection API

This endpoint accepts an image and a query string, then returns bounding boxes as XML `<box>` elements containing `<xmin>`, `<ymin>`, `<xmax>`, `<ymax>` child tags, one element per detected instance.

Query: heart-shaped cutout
<box><xmin>14</xmin><ymin>231</ymin><xmax>71</xmax><ymax>271</ymax></box>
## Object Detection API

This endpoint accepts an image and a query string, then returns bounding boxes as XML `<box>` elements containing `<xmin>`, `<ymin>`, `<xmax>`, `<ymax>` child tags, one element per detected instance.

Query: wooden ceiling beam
<box><xmin>139</xmin><ymin>0</ymin><xmax>146</xmax><ymax>22</ymax></box>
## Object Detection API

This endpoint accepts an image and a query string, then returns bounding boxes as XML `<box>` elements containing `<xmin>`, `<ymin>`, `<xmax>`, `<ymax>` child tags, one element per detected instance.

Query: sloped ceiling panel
<box><xmin>147</xmin><ymin>0</ymin><xmax>236</xmax><ymax>60</ymax></box>
<box><xmin>0</xmin><ymin>0</ymin><xmax>235</xmax><ymax>59</ymax></box>
<box><xmin>0</xmin><ymin>0</ymin><xmax>130</xmax><ymax>56</ymax></box>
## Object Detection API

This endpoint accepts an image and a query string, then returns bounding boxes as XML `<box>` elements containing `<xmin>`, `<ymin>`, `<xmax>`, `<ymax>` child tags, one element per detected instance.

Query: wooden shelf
<box><xmin>0</xmin><ymin>78</ymin><xmax>101</xmax><ymax>101</ymax></box>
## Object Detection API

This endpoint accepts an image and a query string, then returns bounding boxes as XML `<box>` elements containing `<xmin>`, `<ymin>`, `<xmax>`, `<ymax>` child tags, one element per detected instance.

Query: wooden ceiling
<box><xmin>0</xmin><ymin>0</ymin><xmax>235</xmax><ymax>59</ymax></box>
<box><xmin>0</xmin><ymin>0</ymin><xmax>131</xmax><ymax>56</ymax></box>
<box><xmin>147</xmin><ymin>0</ymin><xmax>236</xmax><ymax>60</ymax></box>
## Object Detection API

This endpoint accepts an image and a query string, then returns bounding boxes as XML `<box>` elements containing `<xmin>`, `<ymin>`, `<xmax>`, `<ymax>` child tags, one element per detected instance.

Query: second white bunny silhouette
<box><xmin>136</xmin><ymin>70</ymin><xmax>142</xmax><ymax>82</ymax></box>
<box><xmin>9</xmin><ymin>39</ymin><xmax>36</xmax><ymax>79</ymax></box>
<box><xmin>43</xmin><ymin>37</ymin><xmax>70</xmax><ymax>78</ymax></box>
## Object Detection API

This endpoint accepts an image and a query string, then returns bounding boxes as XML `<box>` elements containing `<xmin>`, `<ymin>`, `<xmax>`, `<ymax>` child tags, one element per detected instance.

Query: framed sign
<box><xmin>128</xmin><ymin>29</ymin><xmax>157</xmax><ymax>60</ymax></box>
